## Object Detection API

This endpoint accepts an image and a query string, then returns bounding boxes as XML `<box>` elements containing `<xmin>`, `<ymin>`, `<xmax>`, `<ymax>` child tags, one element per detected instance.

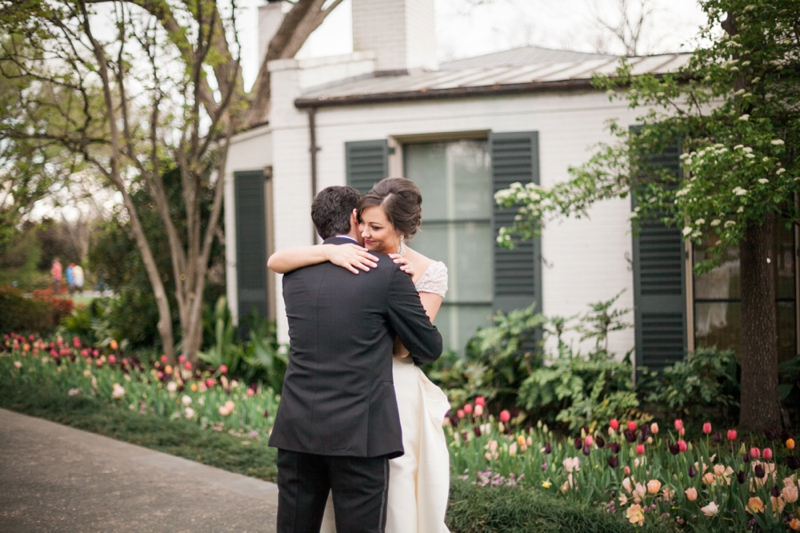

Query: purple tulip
<box><xmin>713</xmin><ymin>431</ymin><xmax>722</xmax><ymax>443</ymax></box>
<box><xmin>754</xmin><ymin>464</ymin><xmax>765</xmax><ymax>479</ymax></box>
<box><xmin>668</xmin><ymin>443</ymin><xmax>680</xmax><ymax>455</ymax></box>
<box><xmin>736</xmin><ymin>471</ymin><xmax>746</xmax><ymax>484</ymax></box>
<box><xmin>544</xmin><ymin>442</ymin><xmax>552</xmax><ymax>454</ymax></box>
<box><xmin>624</xmin><ymin>429</ymin><xmax>637</xmax><ymax>443</ymax></box>
<box><xmin>764</xmin><ymin>429</ymin><xmax>777</xmax><ymax>441</ymax></box>
<box><xmin>541</xmin><ymin>462</ymin><xmax>548</xmax><ymax>472</ymax></box>
<box><xmin>583</xmin><ymin>444</ymin><xmax>591</xmax><ymax>456</ymax></box>
<box><xmin>770</xmin><ymin>485</ymin><xmax>781</xmax><ymax>498</ymax></box>
<box><xmin>781</xmin><ymin>429</ymin><xmax>793</xmax><ymax>441</ymax></box>
<box><xmin>607</xmin><ymin>455</ymin><xmax>619</xmax><ymax>468</ymax></box>
<box><xmin>640</xmin><ymin>425</ymin><xmax>650</xmax><ymax>440</ymax></box>
<box><xmin>473</xmin><ymin>426</ymin><xmax>482</xmax><ymax>437</ymax></box>
<box><xmin>595</xmin><ymin>435</ymin><xmax>605</xmax><ymax>448</ymax></box>
<box><xmin>688</xmin><ymin>465</ymin><xmax>697</xmax><ymax>478</ymax></box>
<box><xmin>263</xmin><ymin>409</ymin><xmax>270</xmax><ymax>418</ymax></box>
<box><xmin>608</xmin><ymin>442</ymin><xmax>621</xmax><ymax>454</ymax></box>
<box><xmin>574</xmin><ymin>436</ymin><xmax>582</xmax><ymax>450</ymax></box>
<box><xmin>743</xmin><ymin>451</ymin><xmax>750</xmax><ymax>463</ymax></box>
<box><xmin>786</xmin><ymin>455</ymin><xmax>800</xmax><ymax>470</ymax></box>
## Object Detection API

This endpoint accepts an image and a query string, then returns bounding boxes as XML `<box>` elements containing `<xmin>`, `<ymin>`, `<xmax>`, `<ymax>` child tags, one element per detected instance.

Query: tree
<box><xmin>495</xmin><ymin>0</ymin><xmax>799</xmax><ymax>431</ymax></box>
<box><xmin>0</xmin><ymin>0</ymin><xmax>344</xmax><ymax>363</ymax></box>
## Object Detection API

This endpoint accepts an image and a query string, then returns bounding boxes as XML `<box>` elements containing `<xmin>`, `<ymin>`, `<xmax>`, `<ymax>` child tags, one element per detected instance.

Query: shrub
<box><xmin>0</xmin><ymin>285</ymin><xmax>65</xmax><ymax>335</ymax></box>
<box><xmin>641</xmin><ymin>347</ymin><xmax>739</xmax><ymax>420</ymax></box>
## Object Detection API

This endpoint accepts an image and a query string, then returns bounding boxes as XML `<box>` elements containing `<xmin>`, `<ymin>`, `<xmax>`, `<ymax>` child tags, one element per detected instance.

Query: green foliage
<box><xmin>60</xmin><ymin>297</ymin><xmax>120</xmax><ymax>349</ymax></box>
<box><xmin>779</xmin><ymin>356</ymin><xmax>800</xmax><ymax>421</ymax></box>
<box><xmin>425</xmin><ymin>304</ymin><xmax>546</xmax><ymax>409</ymax></box>
<box><xmin>642</xmin><ymin>347</ymin><xmax>739</xmax><ymax>419</ymax></box>
<box><xmin>0</xmin><ymin>285</ymin><xmax>54</xmax><ymax>335</ymax></box>
<box><xmin>197</xmin><ymin>297</ymin><xmax>286</xmax><ymax>392</ymax></box>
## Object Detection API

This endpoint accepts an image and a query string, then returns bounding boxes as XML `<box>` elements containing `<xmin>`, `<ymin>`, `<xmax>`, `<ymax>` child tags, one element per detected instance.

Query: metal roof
<box><xmin>295</xmin><ymin>53</ymin><xmax>691</xmax><ymax>108</ymax></box>
<box><xmin>439</xmin><ymin>46</ymin><xmax>616</xmax><ymax>69</ymax></box>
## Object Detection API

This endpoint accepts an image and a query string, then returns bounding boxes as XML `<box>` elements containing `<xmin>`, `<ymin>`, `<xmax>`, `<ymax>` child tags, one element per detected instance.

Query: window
<box><xmin>693</xmin><ymin>221</ymin><xmax>797</xmax><ymax>362</ymax></box>
<box><xmin>403</xmin><ymin>140</ymin><xmax>493</xmax><ymax>354</ymax></box>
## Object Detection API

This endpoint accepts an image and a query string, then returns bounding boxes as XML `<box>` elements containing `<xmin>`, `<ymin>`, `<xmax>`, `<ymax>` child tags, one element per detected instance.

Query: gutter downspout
<box><xmin>308</xmin><ymin>106</ymin><xmax>319</xmax><ymax>244</ymax></box>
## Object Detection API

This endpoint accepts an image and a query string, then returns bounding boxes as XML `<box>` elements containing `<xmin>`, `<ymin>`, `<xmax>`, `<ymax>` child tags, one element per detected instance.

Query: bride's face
<box><xmin>360</xmin><ymin>206</ymin><xmax>402</xmax><ymax>254</ymax></box>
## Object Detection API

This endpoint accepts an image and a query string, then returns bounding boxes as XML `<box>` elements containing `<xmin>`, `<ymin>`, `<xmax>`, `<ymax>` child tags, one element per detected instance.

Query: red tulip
<box><xmin>499</xmin><ymin>410</ymin><xmax>511</xmax><ymax>423</ymax></box>
<box><xmin>678</xmin><ymin>440</ymin><xmax>688</xmax><ymax>452</ymax></box>
<box><xmin>160</xmin><ymin>354</ymin><xmax>168</xmax><ymax>363</ymax></box>
<box><xmin>184</xmin><ymin>361</ymin><xmax>192</xmax><ymax>370</ymax></box>
<box><xmin>674</xmin><ymin>419</ymin><xmax>683</xmax><ymax>431</ymax></box>
<box><xmin>609</xmin><ymin>419</ymin><xmax>620</xmax><ymax>431</ymax></box>
<box><xmin>703</xmin><ymin>422</ymin><xmax>712</xmax><ymax>434</ymax></box>
<box><xmin>750</xmin><ymin>447</ymin><xmax>761</xmax><ymax>459</ymax></box>
<box><xmin>636</xmin><ymin>443</ymin><xmax>645</xmax><ymax>455</ymax></box>
<box><xmin>463</xmin><ymin>403</ymin><xmax>473</xmax><ymax>414</ymax></box>
<box><xmin>475</xmin><ymin>396</ymin><xmax>486</xmax><ymax>407</ymax></box>
<box><xmin>220</xmin><ymin>364</ymin><xmax>228</xmax><ymax>374</ymax></box>
<box><xmin>627</xmin><ymin>420</ymin><xmax>638</xmax><ymax>432</ymax></box>
<box><xmin>727</xmin><ymin>429</ymin><xmax>737</xmax><ymax>441</ymax></box>
<box><xmin>763</xmin><ymin>447</ymin><xmax>773</xmax><ymax>460</ymax></box>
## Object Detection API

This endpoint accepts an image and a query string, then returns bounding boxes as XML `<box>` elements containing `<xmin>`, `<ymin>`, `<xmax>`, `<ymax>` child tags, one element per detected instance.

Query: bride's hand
<box><xmin>389</xmin><ymin>253</ymin><xmax>414</xmax><ymax>277</ymax></box>
<box><xmin>326</xmin><ymin>244</ymin><xmax>379</xmax><ymax>274</ymax></box>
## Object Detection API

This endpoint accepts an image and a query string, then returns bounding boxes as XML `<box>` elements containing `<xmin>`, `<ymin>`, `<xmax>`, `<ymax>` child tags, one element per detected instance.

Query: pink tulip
<box><xmin>678</xmin><ymin>440</ymin><xmax>688</xmax><ymax>452</ymax></box>
<box><xmin>463</xmin><ymin>403</ymin><xmax>473</xmax><ymax>415</ymax></box>
<box><xmin>206</xmin><ymin>377</ymin><xmax>215</xmax><ymax>388</ymax></box>
<box><xmin>220</xmin><ymin>364</ymin><xmax>228</xmax><ymax>374</ymax></box>
<box><xmin>247</xmin><ymin>388</ymin><xmax>255</xmax><ymax>397</ymax></box>
<box><xmin>178</xmin><ymin>354</ymin><xmax>186</xmax><ymax>363</ymax></box>
<box><xmin>762</xmin><ymin>447</ymin><xmax>773</xmax><ymax>460</ymax></box>
<box><xmin>674</xmin><ymin>419</ymin><xmax>683</xmax><ymax>431</ymax></box>
<box><xmin>457</xmin><ymin>409</ymin><xmax>465</xmax><ymax>419</ymax></box>
<box><xmin>623</xmin><ymin>465</ymin><xmax>631</xmax><ymax>476</ymax></box>
<box><xmin>95</xmin><ymin>359</ymin><xmax>103</xmax><ymax>367</ymax></box>
<box><xmin>727</xmin><ymin>429</ymin><xmax>737</xmax><ymax>441</ymax></box>
<box><xmin>636</xmin><ymin>443</ymin><xmax>645</xmax><ymax>455</ymax></box>
<box><xmin>609</xmin><ymin>419</ymin><xmax>620</xmax><ymax>431</ymax></box>
<box><xmin>108</xmin><ymin>355</ymin><xmax>116</xmax><ymax>364</ymax></box>
<box><xmin>499</xmin><ymin>410</ymin><xmax>511</xmax><ymax>423</ymax></box>
<box><xmin>161</xmin><ymin>354</ymin><xmax>168</xmax><ymax>363</ymax></box>
<box><xmin>627</xmin><ymin>420</ymin><xmax>637</xmax><ymax>432</ymax></box>
<box><xmin>184</xmin><ymin>361</ymin><xmax>192</xmax><ymax>370</ymax></box>
<box><xmin>474</xmin><ymin>404</ymin><xmax>484</xmax><ymax>417</ymax></box>
<box><xmin>750</xmin><ymin>447</ymin><xmax>760</xmax><ymax>459</ymax></box>
<box><xmin>585</xmin><ymin>435</ymin><xmax>594</xmax><ymax>447</ymax></box>
<box><xmin>475</xmin><ymin>396</ymin><xmax>486</xmax><ymax>407</ymax></box>
<box><xmin>92</xmin><ymin>349</ymin><xmax>99</xmax><ymax>357</ymax></box>
<box><xmin>73</xmin><ymin>337</ymin><xmax>81</xmax><ymax>348</ymax></box>
<box><xmin>81</xmin><ymin>349</ymin><xmax>89</xmax><ymax>357</ymax></box>
<box><xmin>703</xmin><ymin>422</ymin><xmax>712</xmax><ymax>434</ymax></box>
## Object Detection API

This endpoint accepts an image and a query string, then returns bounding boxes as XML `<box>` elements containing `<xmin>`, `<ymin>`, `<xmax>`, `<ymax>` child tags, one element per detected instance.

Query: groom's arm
<box><xmin>386</xmin><ymin>265</ymin><xmax>443</xmax><ymax>366</ymax></box>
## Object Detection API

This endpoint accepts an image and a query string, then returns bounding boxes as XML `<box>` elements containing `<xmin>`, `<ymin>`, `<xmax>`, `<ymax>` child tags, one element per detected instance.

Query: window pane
<box><xmin>694</xmin><ymin>247</ymin><xmax>740</xmax><ymax>300</ymax></box>
<box><xmin>404</xmin><ymin>140</ymin><xmax>492</xmax><ymax>220</ymax></box>
<box><xmin>776</xmin><ymin>221</ymin><xmax>795</xmax><ymax>300</ymax></box>
<box><xmin>435</xmin><ymin>305</ymin><xmax>493</xmax><ymax>355</ymax></box>
<box><xmin>411</xmin><ymin>221</ymin><xmax>493</xmax><ymax>303</ymax></box>
<box><xmin>695</xmin><ymin>301</ymin><xmax>796</xmax><ymax>361</ymax></box>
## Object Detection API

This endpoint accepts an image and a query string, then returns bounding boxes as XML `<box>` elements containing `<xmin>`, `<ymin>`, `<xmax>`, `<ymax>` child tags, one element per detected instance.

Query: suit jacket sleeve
<box><xmin>386</xmin><ymin>264</ymin><xmax>443</xmax><ymax>366</ymax></box>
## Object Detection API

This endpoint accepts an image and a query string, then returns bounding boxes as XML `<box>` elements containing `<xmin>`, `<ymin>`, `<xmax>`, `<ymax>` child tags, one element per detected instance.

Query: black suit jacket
<box><xmin>268</xmin><ymin>237</ymin><xmax>443</xmax><ymax>458</ymax></box>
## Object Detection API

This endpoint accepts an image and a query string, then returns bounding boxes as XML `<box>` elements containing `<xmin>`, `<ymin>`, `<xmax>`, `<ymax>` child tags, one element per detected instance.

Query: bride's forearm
<box><xmin>267</xmin><ymin>245</ymin><xmax>332</xmax><ymax>274</ymax></box>
<box><xmin>394</xmin><ymin>293</ymin><xmax>443</xmax><ymax>358</ymax></box>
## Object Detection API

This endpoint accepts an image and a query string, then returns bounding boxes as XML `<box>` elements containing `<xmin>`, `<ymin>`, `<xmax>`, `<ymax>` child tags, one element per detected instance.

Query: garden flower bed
<box><xmin>2</xmin><ymin>332</ymin><xmax>799</xmax><ymax>532</ymax></box>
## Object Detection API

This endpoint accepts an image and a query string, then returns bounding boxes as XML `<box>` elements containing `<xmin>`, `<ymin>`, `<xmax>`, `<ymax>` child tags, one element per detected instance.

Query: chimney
<box><xmin>259</xmin><ymin>1</ymin><xmax>291</xmax><ymax>64</ymax></box>
<box><xmin>352</xmin><ymin>0</ymin><xmax>437</xmax><ymax>73</ymax></box>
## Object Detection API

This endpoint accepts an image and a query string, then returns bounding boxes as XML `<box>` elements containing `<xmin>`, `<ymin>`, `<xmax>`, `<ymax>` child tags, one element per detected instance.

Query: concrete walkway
<box><xmin>0</xmin><ymin>409</ymin><xmax>279</xmax><ymax>532</ymax></box>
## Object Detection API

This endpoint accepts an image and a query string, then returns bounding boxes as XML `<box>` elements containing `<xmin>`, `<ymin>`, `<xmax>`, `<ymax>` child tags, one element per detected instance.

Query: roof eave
<box><xmin>294</xmin><ymin>77</ymin><xmax>599</xmax><ymax>109</ymax></box>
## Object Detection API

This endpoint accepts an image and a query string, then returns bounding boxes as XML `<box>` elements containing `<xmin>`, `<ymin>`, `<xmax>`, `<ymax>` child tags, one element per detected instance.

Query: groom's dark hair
<box><xmin>312</xmin><ymin>186</ymin><xmax>361</xmax><ymax>240</ymax></box>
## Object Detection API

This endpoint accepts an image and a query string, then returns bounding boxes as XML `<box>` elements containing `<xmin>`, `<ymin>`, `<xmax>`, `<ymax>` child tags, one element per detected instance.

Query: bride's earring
<box><xmin>397</xmin><ymin>235</ymin><xmax>406</xmax><ymax>256</ymax></box>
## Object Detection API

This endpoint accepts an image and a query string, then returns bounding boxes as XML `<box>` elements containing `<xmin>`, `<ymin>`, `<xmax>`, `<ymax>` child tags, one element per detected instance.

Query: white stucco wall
<box><xmin>265</xmin><ymin>87</ymin><xmax>642</xmax><ymax>359</ymax></box>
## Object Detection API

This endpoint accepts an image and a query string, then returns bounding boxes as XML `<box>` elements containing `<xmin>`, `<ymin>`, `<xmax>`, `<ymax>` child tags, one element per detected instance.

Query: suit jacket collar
<box><xmin>324</xmin><ymin>236</ymin><xmax>357</xmax><ymax>245</ymax></box>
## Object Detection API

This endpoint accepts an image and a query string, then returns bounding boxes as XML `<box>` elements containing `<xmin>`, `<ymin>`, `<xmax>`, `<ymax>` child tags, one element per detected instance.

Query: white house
<box><xmin>224</xmin><ymin>0</ymin><xmax>799</xmax><ymax>367</ymax></box>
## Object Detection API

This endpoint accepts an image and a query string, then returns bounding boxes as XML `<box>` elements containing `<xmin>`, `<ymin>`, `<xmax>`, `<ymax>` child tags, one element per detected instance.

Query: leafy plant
<box><xmin>197</xmin><ymin>297</ymin><xmax>286</xmax><ymax>392</ymax></box>
<box><xmin>641</xmin><ymin>347</ymin><xmax>739</xmax><ymax>420</ymax></box>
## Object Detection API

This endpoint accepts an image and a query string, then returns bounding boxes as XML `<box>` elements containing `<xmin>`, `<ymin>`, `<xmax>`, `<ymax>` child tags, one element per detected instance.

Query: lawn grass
<box><xmin>1</xmin><ymin>377</ymin><xmax>668</xmax><ymax>533</ymax></box>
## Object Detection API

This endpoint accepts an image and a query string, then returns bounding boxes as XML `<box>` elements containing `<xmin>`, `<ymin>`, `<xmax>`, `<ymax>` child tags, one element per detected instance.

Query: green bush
<box><xmin>641</xmin><ymin>346</ymin><xmax>739</xmax><ymax>419</ymax></box>
<box><xmin>0</xmin><ymin>285</ymin><xmax>57</xmax><ymax>335</ymax></box>
<box><xmin>197</xmin><ymin>297</ymin><xmax>286</xmax><ymax>392</ymax></box>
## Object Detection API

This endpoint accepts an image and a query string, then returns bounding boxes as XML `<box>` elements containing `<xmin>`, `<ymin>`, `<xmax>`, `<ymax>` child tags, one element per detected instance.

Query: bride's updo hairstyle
<box><xmin>358</xmin><ymin>177</ymin><xmax>422</xmax><ymax>239</ymax></box>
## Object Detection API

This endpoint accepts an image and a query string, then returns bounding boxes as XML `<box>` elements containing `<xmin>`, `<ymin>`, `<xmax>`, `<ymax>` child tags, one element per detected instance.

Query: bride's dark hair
<box><xmin>358</xmin><ymin>177</ymin><xmax>422</xmax><ymax>239</ymax></box>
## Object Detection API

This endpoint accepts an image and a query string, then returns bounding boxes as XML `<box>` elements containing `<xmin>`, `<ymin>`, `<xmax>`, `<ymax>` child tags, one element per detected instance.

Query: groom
<box><xmin>269</xmin><ymin>186</ymin><xmax>443</xmax><ymax>533</ymax></box>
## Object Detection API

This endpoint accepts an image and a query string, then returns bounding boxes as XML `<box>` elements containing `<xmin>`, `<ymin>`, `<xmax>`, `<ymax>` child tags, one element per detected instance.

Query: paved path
<box><xmin>0</xmin><ymin>409</ymin><xmax>279</xmax><ymax>532</ymax></box>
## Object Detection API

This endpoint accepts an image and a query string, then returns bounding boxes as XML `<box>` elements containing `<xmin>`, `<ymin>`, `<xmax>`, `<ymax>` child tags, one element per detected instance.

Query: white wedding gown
<box><xmin>321</xmin><ymin>261</ymin><xmax>451</xmax><ymax>533</ymax></box>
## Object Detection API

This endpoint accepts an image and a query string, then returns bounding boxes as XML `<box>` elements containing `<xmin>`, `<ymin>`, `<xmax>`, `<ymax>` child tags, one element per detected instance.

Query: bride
<box><xmin>268</xmin><ymin>177</ymin><xmax>451</xmax><ymax>533</ymax></box>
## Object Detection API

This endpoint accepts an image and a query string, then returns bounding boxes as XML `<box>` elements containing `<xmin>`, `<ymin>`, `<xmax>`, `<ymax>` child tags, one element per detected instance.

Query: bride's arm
<box><xmin>267</xmin><ymin>244</ymin><xmax>379</xmax><ymax>274</ymax></box>
<box><xmin>394</xmin><ymin>292</ymin><xmax>443</xmax><ymax>358</ymax></box>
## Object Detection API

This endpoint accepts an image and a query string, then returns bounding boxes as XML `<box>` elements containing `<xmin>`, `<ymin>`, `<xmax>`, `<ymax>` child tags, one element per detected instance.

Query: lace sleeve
<box><xmin>414</xmin><ymin>261</ymin><xmax>448</xmax><ymax>298</ymax></box>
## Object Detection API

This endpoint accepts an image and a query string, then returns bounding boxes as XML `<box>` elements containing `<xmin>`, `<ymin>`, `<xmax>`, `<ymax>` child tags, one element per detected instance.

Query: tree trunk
<box><xmin>738</xmin><ymin>212</ymin><xmax>781</xmax><ymax>431</ymax></box>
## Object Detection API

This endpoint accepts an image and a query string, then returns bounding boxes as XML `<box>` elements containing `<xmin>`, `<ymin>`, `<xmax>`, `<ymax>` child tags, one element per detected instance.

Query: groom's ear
<box><xmin>350</xmin><ymin>209</ymin><xmax>359</xmax><ymax>228</ymax></box>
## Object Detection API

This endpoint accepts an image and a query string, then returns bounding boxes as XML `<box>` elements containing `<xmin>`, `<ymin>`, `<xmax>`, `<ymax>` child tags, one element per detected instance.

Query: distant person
<box><xmin>73</xmin><ymin>264</ymin><xmax>85</xmax><ymax>293</ymax></box>
<box><xmin>65</xmin><ymin>263</ymin><xmax>75</xmax><ymax>294</ymax></box>
<box><xmin>51</xmin><ymin>259</ymin><xmax>62</xmax><ymax>294</ymax></box>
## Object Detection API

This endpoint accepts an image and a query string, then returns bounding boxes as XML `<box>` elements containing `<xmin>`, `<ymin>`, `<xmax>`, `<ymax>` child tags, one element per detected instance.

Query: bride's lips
<box><xmin>363</xmin><ymin>239</ymin><xmax>376</xmax><ymax>246</ymax></box>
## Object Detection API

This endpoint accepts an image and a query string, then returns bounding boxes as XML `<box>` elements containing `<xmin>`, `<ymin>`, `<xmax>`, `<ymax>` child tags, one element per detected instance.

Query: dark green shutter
<box><xmin>234</xmin><ymin>170</ymin><xmax>269</xmax><ymax>320</ymax></box>
<box><xmin>632</xmin><ymin>137</ymin><xmax>687</xmax><ymax>370</ymax></box>
<box><xmin>490</xmin><ymin>131</ymin><xmax>541</xmax><ymax>313</ymax></box>
<box><xmin>345</xmin><ymin>140</ymin><xmax>389</xmax><ymax>195</ymax></box>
